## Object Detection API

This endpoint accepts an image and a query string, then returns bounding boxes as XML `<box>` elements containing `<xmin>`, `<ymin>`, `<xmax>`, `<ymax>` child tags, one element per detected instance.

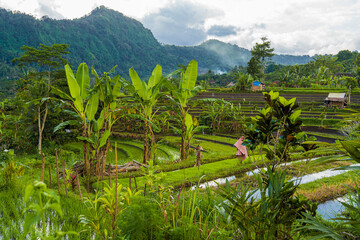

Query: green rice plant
<box><xmin>115</xmin><ymin>140</ymin><xmax>179</xmax><ymax>164</ymax></box>
<box><xmin>117</xmin><ymin>155</ymin><xmax>267</xmax><ymax>189</ymax></box>
<box><xmin>58</xmin><ymin>197</ymin><xmax>93</xmax><ymax>239</ymax></box>
<box><xmin>118</xmin><ymin>142</ymin><xmax>143</xmax><ymax>160</ymax></box>
<box><xmin>119</xmin><ymin>196</ymin><xmax>165</xmax><ymax>239</ymax></box>
<box><xmin>301</xmin><ymin>118</ymin><xmax>342</xmax><ymax>126</ymax></box>
<box><xmin>156</xmin><ymin>144</ymin><xmax>179</xmax><ymax>163</ymax></box>
<box><xmin>161</xmin><ymin>135</ymin><xmax>238</xmax><ymax>162</ymax></box>
<box><xmin>79</xmin><ymin>183</ymin><xmax>124</xmax><ymax>239</ymax></box>
<box><xmin>0</xmin><ymin>188</ymin><xmax>24</xmax><ymax>239</ymax></box>
<box><xmin>195</xmin><ymin>134</ymin><xmax>238</xmax><ymax>145</ymax></box>
<box><xmin>162</xmin><ymin>181</ymin><xmax>220</xmax><ymax>239</ymax></box>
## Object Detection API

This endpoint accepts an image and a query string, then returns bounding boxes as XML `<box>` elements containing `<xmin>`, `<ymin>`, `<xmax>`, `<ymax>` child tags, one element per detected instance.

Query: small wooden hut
<box><xmin>324</xmin><ymin>92</ymin><xmax>348</xmax><ymax>109</ymax></box>
<box><xmin>251</xmin><ymin>81</ymin><xmax>265</xmax><ymax>91</ymax></box>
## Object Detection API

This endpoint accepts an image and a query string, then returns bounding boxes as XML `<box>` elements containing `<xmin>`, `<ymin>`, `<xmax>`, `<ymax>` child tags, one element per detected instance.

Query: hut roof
<box><xmin>252</xmin><ymin>80</ymin><xmax>263</xmax><ymax>86</ymax></box>
<box><xmin>325</xmin><ymin>92</ymin><xmax>346</xmax><ymax>102</ymax></box>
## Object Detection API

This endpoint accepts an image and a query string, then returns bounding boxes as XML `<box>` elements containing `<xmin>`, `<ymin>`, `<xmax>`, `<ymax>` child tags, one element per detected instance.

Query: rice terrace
<box><xmin>1</xmin><ymin>3</ymin><xmax>360</xmax><ymax>240</ymax></box>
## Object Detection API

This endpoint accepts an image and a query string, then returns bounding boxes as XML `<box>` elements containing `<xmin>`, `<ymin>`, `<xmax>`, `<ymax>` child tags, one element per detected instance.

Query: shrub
<box><xmin>119</xmin><ymin>196</ymin><xmax>165</xmax><ymax>240</ymax></box>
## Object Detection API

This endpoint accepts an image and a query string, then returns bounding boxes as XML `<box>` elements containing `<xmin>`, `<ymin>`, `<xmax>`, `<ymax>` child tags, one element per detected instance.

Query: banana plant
<box><xmin>183</xmin><ymin>114</ymin><xmax>207</xmax><ymax>159</ymax></box>
<box><xmin>52</xmin><ymin>63</ymin><xmax>94</xmax><ymax>174</ymax></box>
<box><xmin>168</xmin><ymin>60</ymin><xmax>202</xmax><ymax>161</ymax></box>
<box><xmin>53</xmin><ymin>63</ymin><xmax>122</xmax><ymax>177</ymax></box>
<box><xmin>127</xmin><ymin>64</ymin><xmax>165</xmax><ymax>164</ymax></box>
<box><xmin>90</xmin><ymin>67</ymin><xmax>123</xmax><ymax>175</ymax></box>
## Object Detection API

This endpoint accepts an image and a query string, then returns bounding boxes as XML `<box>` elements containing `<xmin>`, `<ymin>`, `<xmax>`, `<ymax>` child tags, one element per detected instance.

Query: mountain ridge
<box><xmin>0</xmin><ymin>6</ymin><xmax>312</xmax><ymax>78</ymax></box>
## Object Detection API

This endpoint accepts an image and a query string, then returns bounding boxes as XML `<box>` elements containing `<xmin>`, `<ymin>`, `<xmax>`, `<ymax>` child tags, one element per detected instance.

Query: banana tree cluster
<box><xmin>243</xmin><ymin>91</ymin><xmax>305</xmax><ymax>166</ymax></box>
<box><xmin>54</xmin><ymin>63</ymin><xmax>122</xmax><ymax>177</ymax></box>
<box><xmin>200</xmin><ymin>99</ymin><xmax>244</xmax><ymax>133</ymax></box>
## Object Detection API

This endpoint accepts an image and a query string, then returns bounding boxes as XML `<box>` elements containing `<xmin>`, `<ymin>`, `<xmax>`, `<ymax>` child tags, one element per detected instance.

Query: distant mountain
<box><xmin>0</xmin><ymin>6</ymin><xmax>312</xmax><ymax>79</ymax></box>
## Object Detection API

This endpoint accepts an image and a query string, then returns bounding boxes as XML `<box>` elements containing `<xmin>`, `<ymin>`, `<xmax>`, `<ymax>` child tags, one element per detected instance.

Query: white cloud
<box><xmin>0</xmin><ymin>0</ymin><xmax>359</xmax><ymax>55</ymax></box>
<box><xmin>142</xmin><ymin>0</ymin><xmax>223</xmax><ymax>45</ymax></box>
<box><xmin>35</xmin><ymin>0</ymin><xmax>63</xmax><ymax>19</ymax></box>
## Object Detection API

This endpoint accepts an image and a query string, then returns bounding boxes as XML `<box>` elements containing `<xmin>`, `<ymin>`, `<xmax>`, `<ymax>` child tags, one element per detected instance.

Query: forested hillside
<box><xmin>0</xmin><ymin>6</ymin><xmax>312</xmax><ymax>81</ymax></box>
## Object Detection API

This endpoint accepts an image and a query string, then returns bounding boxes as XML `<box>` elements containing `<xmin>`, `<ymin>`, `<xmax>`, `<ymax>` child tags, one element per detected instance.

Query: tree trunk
<box><xmin>261</xmin><ymin>57</ymin><xmax>266</xmax><ymax>82</ymax></box>
<box><xmin>37</xmin><ymin>67</ymin><xmax>51</xmax><ymax>155</ymax></box>
<box><xmin>38</xmin><ymin>105</ymin><xmax>42</xmax><ymax>154</ymax></box>
<box><xmin>37</xmin><ymin>102</ymin><xmax>49</xmax><ymax>155</ymax></box>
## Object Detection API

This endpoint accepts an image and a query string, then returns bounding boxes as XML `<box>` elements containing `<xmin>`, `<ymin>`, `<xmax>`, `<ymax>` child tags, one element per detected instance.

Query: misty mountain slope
<box><xmin>0</xmin><ymin>6</ymin><xmax>312</xmax><ymax>79</ymax></box>
<box><xmin>199</xmin><ymin>40</ymin><xmax>251</xmax><ymax>67</ymax></box>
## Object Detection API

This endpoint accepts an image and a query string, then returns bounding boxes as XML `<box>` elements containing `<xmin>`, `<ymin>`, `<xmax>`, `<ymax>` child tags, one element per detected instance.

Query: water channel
<box><xmin>194</xmin><ymin>162</ymin><xmax>360</xmax><ymax>220</ymax></box>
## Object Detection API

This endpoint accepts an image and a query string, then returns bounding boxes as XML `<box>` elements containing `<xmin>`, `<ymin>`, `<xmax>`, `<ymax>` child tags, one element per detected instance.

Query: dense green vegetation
<box><xmin>198</xmin><ymin>49</ymin><xmax>360</xmax><ymax>88</ymax></box>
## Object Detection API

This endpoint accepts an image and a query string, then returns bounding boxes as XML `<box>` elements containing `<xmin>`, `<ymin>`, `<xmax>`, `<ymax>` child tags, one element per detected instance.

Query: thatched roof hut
<box><xmin>324</xmin><ymin>92</ymin><xmax>348</xmax><ymax>109</ymax></box>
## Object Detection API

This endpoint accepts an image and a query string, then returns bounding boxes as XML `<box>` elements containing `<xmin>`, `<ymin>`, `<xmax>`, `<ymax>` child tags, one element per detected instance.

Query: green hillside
<box><xmin>0</xmin><ymin>6</ymin><xmax>312</xmax><ymax>80</ymax></box>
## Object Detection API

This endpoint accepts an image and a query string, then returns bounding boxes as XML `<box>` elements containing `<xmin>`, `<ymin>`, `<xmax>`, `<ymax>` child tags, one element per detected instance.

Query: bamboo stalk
<box><xmin>102</xmin><ymin>160</ymin><xmax>104</xmax><ymax>194</ymax></box>
<box><xmin>114</xmin><ymin>142</ymin><xmax>118</xmax><ymax>239</ymax></box>
<box><xmin>48</xmin><ymin>164</ymin><xmax>52</xmax><ymax>188</ymax></box>
<box><xmin>55</xmin><ymin>149</ymin><xmax>60</xmax><ymax>195</ymax></box>
<box><xmin>63</xmin><ymin>158</ymin><xmax>68</xmax><ymax>198</ymax></box>
<box><xmin>41</xmin><ymin>153</ymin><xmax>45</xmax><ymax>182</ymax></box>
<box><xmin>108</xmin><ymin>163</ymin><xmax>111</xmax><ymax>186</ymax></box>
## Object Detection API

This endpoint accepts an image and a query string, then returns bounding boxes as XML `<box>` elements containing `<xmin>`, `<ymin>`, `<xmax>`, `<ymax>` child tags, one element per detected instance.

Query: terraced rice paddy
<box><xmin>191</xmin><ymin>91</ymin><xmax>360</xmax><ymax>121</ymax></box>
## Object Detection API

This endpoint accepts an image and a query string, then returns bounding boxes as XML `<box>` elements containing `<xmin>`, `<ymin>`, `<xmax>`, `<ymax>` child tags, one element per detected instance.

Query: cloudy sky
<box><xmin>1</xmin><ymin>0</ymin><xmax>359</xmax><ymax>56</ymax></box>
